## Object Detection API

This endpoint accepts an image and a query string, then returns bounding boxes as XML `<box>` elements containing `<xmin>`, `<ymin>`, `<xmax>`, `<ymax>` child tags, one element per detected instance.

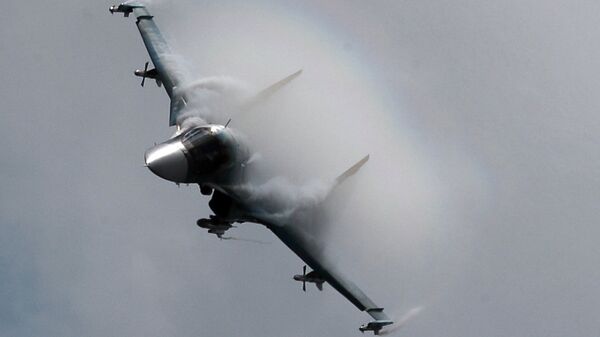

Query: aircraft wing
<box><xmin>110</xmin><ymin>2</ymin><xmax>189</xmax><ymax>126</ymax></box>
<box><xmin>112</xmin><ymin>2</ymin><xmax>303</xmax><ymax>127</ymax></box>
<box><xmin>232</xmin><ymin>155</ymin><xmax>393</xmax><ymax>331</ymax></box>
<box><xmin>269</xmin><ymin>219</ymin><xmax>388</xmax><ymax>316</ymax></box>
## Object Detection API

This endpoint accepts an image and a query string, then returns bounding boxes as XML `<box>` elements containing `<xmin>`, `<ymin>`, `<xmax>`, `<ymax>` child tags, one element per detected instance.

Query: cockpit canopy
<box><xmin>181</xmin><ymin>125</ymin><xmax>236</xmax><ymax>176</ymax></box>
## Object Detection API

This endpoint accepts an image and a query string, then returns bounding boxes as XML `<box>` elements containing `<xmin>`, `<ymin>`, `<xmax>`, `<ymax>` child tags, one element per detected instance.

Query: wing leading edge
<box><xmin>111</xmin><ymin>2</ymin><xmax>188</xmax><ymax>126</ymax></box>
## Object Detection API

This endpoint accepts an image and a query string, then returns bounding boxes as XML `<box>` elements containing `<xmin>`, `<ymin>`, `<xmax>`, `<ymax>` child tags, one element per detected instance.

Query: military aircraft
<box><xmin>109</xmin><ymin>2</ymin><xmax>394</xmax><ymax>334</ymax></box>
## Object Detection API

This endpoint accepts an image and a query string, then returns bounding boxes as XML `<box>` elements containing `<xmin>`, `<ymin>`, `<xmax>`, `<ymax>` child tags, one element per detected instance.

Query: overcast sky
<box><xmin>2</xmin><ymin>1</ymin><xmax>600</xmax><ymax>337</ymax></box>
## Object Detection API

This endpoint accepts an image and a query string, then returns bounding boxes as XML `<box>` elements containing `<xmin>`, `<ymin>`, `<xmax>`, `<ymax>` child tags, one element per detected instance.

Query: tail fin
<box><xmin>321</xmin><ymin>154</ymin><xmax>369</xmax><ymax>209</ymax></box>
<box><xmin>242</xmin><ymin>69</ymin><xmax>303</xmax><ymax>110</ymax></box>
<box><xmin>334</xmin><ymin>155</ymin><xmax>369</xmax><ymax>187</ymax></box>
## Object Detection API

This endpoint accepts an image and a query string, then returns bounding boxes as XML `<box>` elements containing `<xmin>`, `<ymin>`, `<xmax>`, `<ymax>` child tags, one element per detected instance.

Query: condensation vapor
<box><xmin>380</xmin><ymin>306</ymin><xmax>424</xmax><ymax>335</ymax></box>
<box><xmin>151</xmin><ymin>0</ymin><xmax>487</xmax><ymax>321</ymax></box>
<box><xmin>145</xmin><ymin>12</ymin><xmax>341</xmax><ymax>227</ymax></box>
<box><xmin>158</xmin><ymin>52</ymin><xmax>336</xmax><ymax>224</ymax></box>
<box><xmin>175</xmin><ymin>76</ymin><xmax>250</xmax><ymax>130</ymax></box>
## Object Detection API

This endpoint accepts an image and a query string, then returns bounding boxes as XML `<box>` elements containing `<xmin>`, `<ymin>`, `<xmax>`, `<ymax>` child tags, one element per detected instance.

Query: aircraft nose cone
<box><xmin>144</xmin><ymin>141</ymin><xmax>188</xmax><ymax>182</ymax></box>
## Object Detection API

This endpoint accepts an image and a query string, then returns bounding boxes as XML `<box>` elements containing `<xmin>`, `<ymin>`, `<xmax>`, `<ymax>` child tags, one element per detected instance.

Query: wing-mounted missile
<box><xmin>293</xmin><ymin>266</ymin><xmax>325</xmax><ymax>292</ymax></box>
<box><xmin>196</xmin><ymin>216</ymin><xmax>236</xmax><ymax>239</ymax></box>
<box><xmin>135</xmin><ymin>61</ymin><xmax>162</xmax><ymax>87</ymax></box>
<box><xmin>109</xmin><ymin>2</ymin><xmax>144</xmax><ymax>17</ymax></box>
<box><xmin>109</xmin><ymin>4</ymin><xmax>130</xmax><ymax>16</ymax></box>
<box><xmin>359</xmin><ymin>320</ymin><xmax>394</xmax><ymax>335</ymax></box>
<box><xmin>359</xmin><ymin>308</ymin><xmax>394</xmax><ymax>335</ymax></box>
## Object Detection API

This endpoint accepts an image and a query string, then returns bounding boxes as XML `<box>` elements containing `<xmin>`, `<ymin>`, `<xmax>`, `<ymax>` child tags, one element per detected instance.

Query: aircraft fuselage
<box><xmin>144</xmin><ymin>124</ymin><xmax>250</xmax><ymax>186</ymax></box>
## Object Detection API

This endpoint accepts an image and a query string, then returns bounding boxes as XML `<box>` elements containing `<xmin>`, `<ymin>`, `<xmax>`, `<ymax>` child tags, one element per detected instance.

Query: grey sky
<box><xmin>1</xmin><ymin>1</ymin><xmax>600</xmax><ymax>337</ymax></box>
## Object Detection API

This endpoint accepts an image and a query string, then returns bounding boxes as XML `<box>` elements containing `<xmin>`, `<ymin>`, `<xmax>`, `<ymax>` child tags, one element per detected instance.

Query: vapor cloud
<box><xmin>380</xmin><ymin>306</ymin><xmax>424</xmax><ymax>335</ymax></box>
<box><xmin>175</xmin><ymin>76</ymin><xmax>250</xmax><ymax>130</ymax></box>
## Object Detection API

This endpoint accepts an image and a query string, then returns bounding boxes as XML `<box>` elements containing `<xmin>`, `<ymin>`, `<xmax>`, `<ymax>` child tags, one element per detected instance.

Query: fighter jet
<box><xmin>109</xmin><ymin>2</ymin><xmax>393</xmax><ymax>335</ymax></box>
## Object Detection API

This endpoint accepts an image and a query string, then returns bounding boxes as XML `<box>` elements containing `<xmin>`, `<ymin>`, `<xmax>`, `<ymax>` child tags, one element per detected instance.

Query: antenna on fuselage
<box><xmin>224</xmin><ymin>118</ymin><xmax>232</xmax><ymax>128</ymax></box>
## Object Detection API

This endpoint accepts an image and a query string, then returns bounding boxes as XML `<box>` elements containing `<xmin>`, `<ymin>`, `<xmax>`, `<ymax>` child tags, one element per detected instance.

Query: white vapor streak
<box><xmin>230</xmin><ymin>177</ymin><xmax>333</xmax><ymax>221</ymax></box>
<box><xmin>380</xmin><ymin>306</ymin><xmax>425</xmax><ymax>335</ymax></box>
<box><xmin>170</xmin><ymin>69</ymin><xmax>338</xmax><ymax>224</ymax></box>
<box><xmin>176</xmin><ymin>76</ymin><xmax>250</xmax><ymax>130</ymax></box>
